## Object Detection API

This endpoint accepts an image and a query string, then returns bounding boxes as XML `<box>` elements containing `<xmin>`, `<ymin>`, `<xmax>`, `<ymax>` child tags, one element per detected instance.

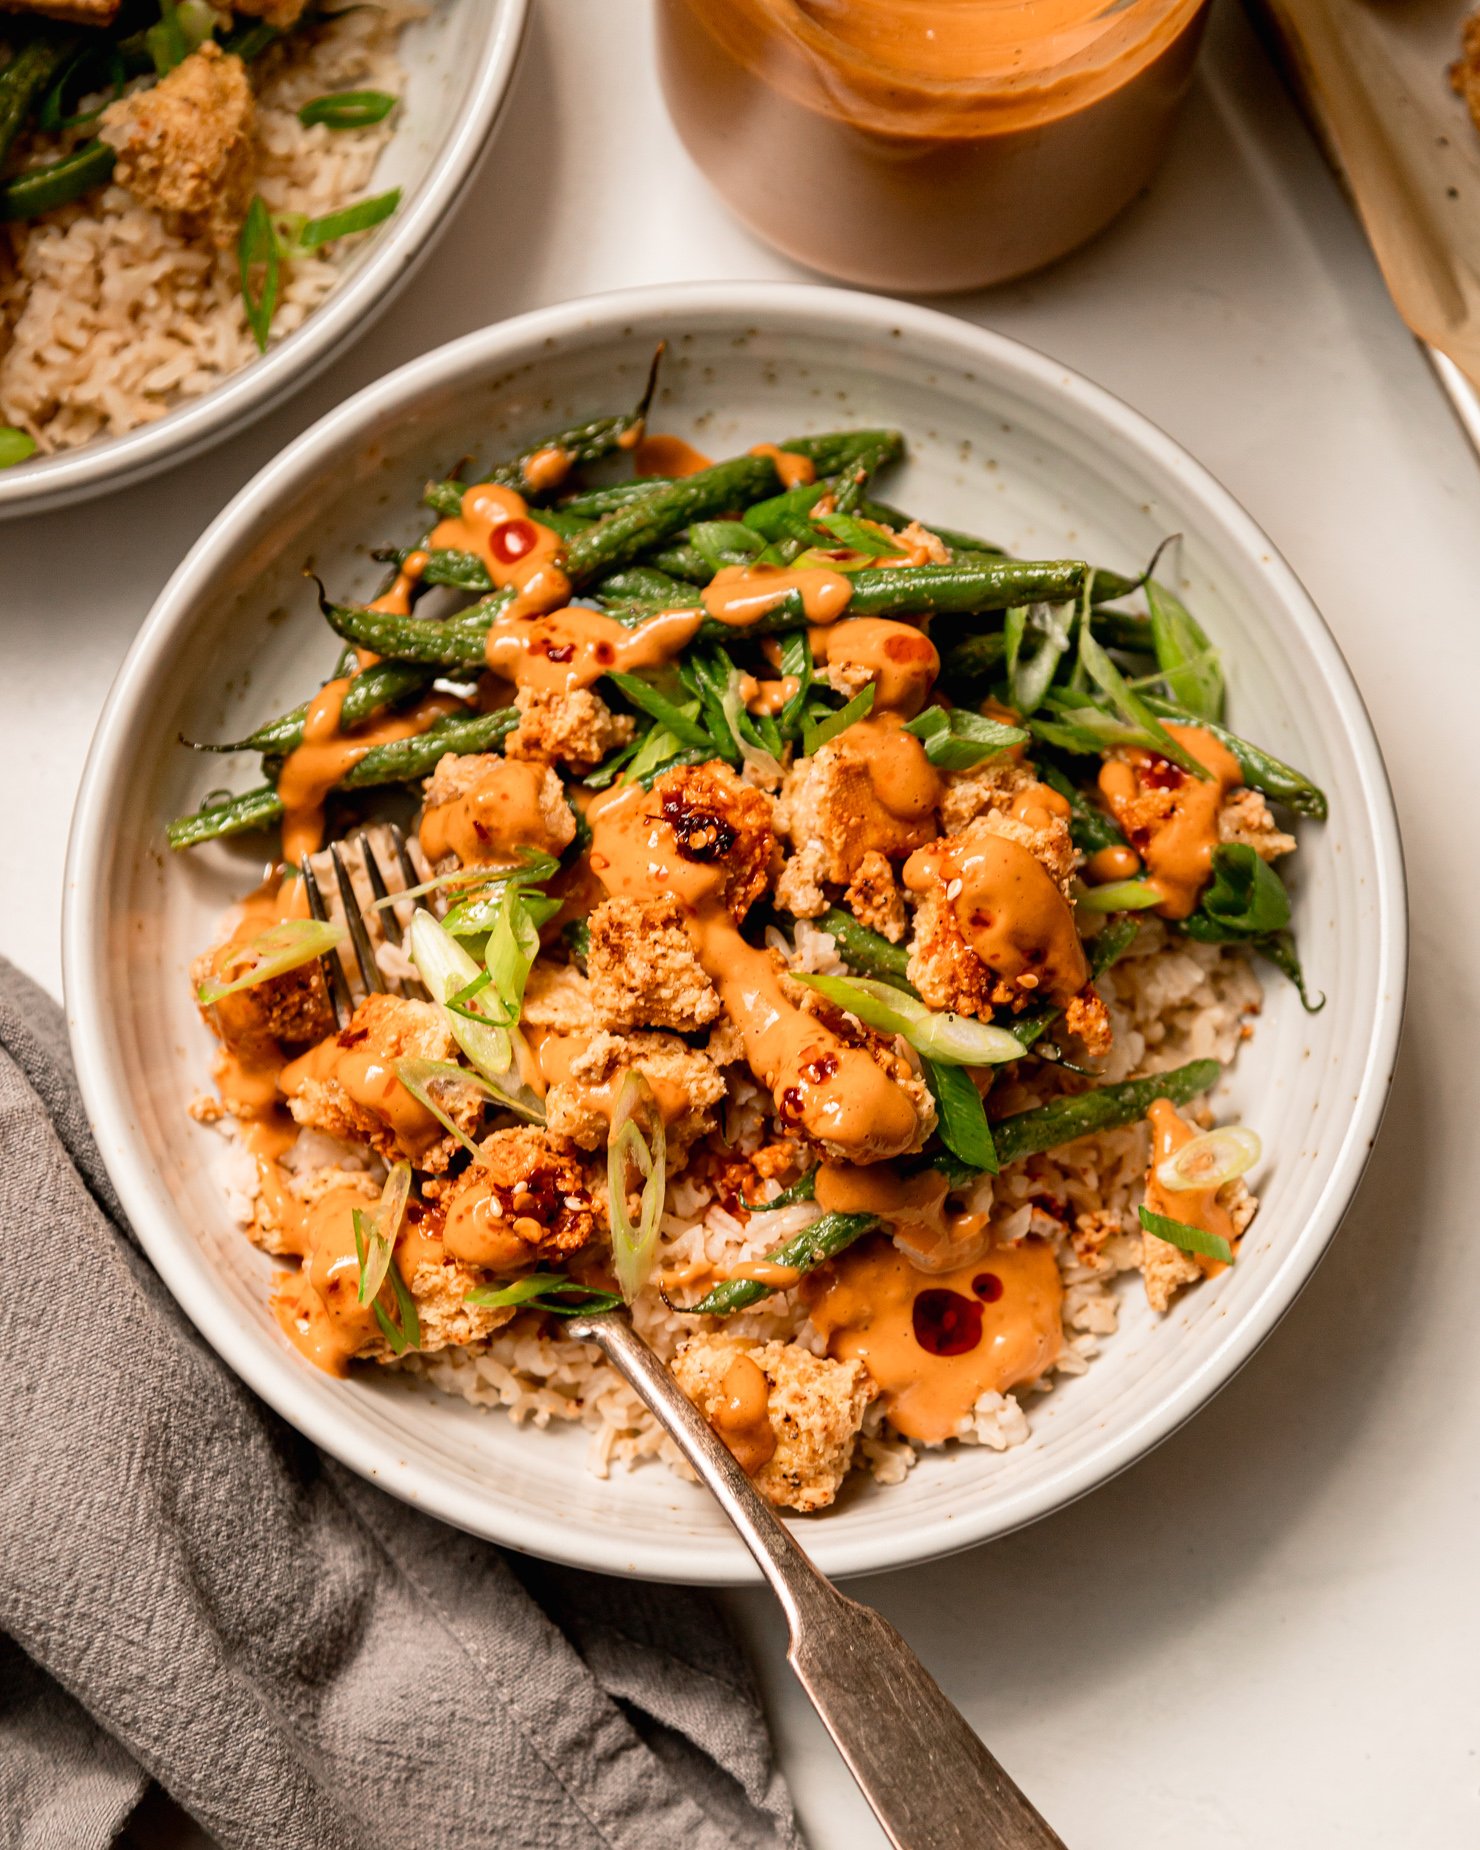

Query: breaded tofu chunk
<box><xmin>521</xmin><ymin>960</ymin><xmax>594</xmax><ymax>1032</ymax></box>
<box><xmin>842</xmin><ymin>848</ymin><xmax>907</xmax><ymax>943</ymax></box>
<box><xmin>251</xmin><ymin>1164</ymin><xmax>378</xmax><ymax>1258</ymax></box>
<box><xmin>192</xmin><ymin>942</ymin><xmax>335</xmax><ymax>1068</ymax></box>
<box><xmin>1141</xmin><ymin>1179</ymin><xmax>1257</xmax><ymax>1313</ymax></box>
<box><xmin>504</xmin><ymin>686</ymin><xmax>635</xmax><ymax>772</ymax></box>
<box><xmin>904</xmin><ymin>814</ymin><xmax>1110</xmax><ymax>1056</ymax></box>
<box><xmin>939</xmin><ymin>757</ymin><xmax>1052</xmax><ymax>835</ymax></box>
<box><xmin>587</xmin><ymin>895</ymin><xmax>720</xmax><ymax>1031</ymax></box>
<box><xmin>438</xmin><ymin>1127</ymin><xmax>601</xmax><ymax>1274</ymax></box>
<box><xmin>419</xmin><ymin>752</ymin><xmax>576</xmax><ymax>867</ymax></box>
<box><xmin>100</xmin><ymin>43</ymin><xmax>255</xmax><ymax>248</ymax></box>
<box><xmin>652</xmin><ymin>761</ymin><xmax>777</xmax><ymax>920</ymax></box>
<box><xmin>1218</xmin><ymin>787</ymin><xmax>1296</xmax><ymax>862</ymax></box>
<box><xmin>773</xmin><ymin>725</ymin><xmax>938</xmax><ymax>915</ymax></box>
<box><xmin>672</xmin><ymin>1335</ymin><xmax>876</xmax><ymax>1512</ymax></box>
<box><xmin>271</xmin><ymin>1186</ymin><xmax>519</xmax><ymax>1369</ymax></box>
<box><xmin>788</xmin><ymin>986</ymin><xmax>938</xmax><ymax>1160</ymax></box>
<box><xmin>545</xmin><ymin>1028</ymin><xmax>727</xmax><ymax>1163</ymax></box>
<box><xmin>279</xmin><ymin>994</ymin><xmax>482</xmax><ymax>1171</ymax></box>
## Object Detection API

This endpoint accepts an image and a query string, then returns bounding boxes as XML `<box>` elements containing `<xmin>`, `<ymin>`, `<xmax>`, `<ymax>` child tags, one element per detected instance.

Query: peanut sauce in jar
<box><xmin>655</xmin><ymin>0</ymin><xmax>1210</xmax><ymax>292</ymax></box>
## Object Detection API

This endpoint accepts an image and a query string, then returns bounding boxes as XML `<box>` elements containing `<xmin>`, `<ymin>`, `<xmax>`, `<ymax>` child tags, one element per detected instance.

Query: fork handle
<box><xmin>566</xmin><ymin>1312</ymin><xmax>1068</xmax><ymax>1850</ymax></box>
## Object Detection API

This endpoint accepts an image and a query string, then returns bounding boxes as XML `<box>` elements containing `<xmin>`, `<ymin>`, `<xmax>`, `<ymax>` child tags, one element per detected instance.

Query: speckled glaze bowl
<box><xmin>62</xmin><ymin>284</ymin><xmax>1406</xmax><ymax>1584</ymax></box>
<box><xmin>0</xmin><ymin>0</ymin><xmax>527</xmax><ymax>517</ymax></box>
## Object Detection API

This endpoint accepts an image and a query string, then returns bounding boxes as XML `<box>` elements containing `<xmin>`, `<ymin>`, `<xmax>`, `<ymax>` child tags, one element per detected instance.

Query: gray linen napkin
<box><xmin>0</xmin><ymin>961</ymin><xmax>799</xmax><ymax>1850</ymax></box>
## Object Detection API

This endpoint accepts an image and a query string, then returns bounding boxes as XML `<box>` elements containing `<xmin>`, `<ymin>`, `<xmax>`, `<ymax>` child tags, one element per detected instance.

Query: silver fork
<box><xmin>304</xmin><ymin>833</ymin><xmax>1069</xmax><ymax>1850</ymax></box>
<box><xmin>300</xmin><ymin>823</ymin><xmax>426</xmax><ymax>1024</ymax></box>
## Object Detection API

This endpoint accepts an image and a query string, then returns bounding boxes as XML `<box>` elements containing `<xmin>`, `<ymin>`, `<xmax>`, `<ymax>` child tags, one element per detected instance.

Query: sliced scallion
<box><xmin>464</xmin><ymin>1273</ymin><xmax>622</xmax><ymax>1317</ymax></box>
<box><xmin>195</xmin><ymin>918</ymin><xmax>344</xmax><ymax>1005</ymax></box>
<box><xmin>608</xmin><ymin>1072</ymin><xmax>667</xmax><ymax>1304</ymax></box>
<box><xmin>295</xmin><ymin>186</ymin><xmax>401</xmax><ymax>250</ymax></box>
<box><xmin>298</xmin><ymin>89</ymin><xmax>398</xmax><ymax>130</ymax></box>
<box><xmin>904</xmin><ymin>704</ymin><xmax>1027</xmax><ymax>770</ymax></box>
<box><xmin>790</xmin><ymin>971</ymin><xmax>1023</xmax><ymax>1067</ymax></box>
<box><xmin>353</xmin><ymin>1160</ymin><xmax>412</xmax><ymax>1306</ymax></box>
<box><xmin>237</xmin><ymin>194</ymin><xmax>279</xmax><ymax>354</ymax></box>
<box><xmin>0</xmin><ymin>427</ymin><xmax>38</xmax><ymax>469</ymax></box>
<box><xmin>1139</xmin><ymin>1204</ymin><xmax>1233</xmax><ymax>1265</ymax></box>
<box><xmin>1156</xmin><ymin>1125</ymin><xmax>1261</xmax><ymax>1193</ymax></box>
<box><xmin>1075</xmin><ymin>879</ymin><xmax>1162</xmax><ymax>914</ymax></box>
<box><xmin>801</xmin><ymin>682</ymin><xmax>874</xmax><ymax>756</ymax></box>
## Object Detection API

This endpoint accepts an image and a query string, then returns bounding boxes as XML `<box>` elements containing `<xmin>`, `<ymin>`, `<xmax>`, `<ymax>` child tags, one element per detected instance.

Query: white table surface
<box><xmin>8</xmin><ymin>3</ymin><xmax>1480</xmax><ymax>1845</ymax></box>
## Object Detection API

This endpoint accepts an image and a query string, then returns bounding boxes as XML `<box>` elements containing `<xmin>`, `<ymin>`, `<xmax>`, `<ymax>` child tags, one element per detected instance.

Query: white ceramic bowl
<box><xmin>0</xmin><ymin>0</ymin><xmax>526</xmax><ymax>518</ymax></box>
<box><xmin>62</xmin><ymin>283</ymin><xmax>1406</xmax><ymax>1585</ymax></box>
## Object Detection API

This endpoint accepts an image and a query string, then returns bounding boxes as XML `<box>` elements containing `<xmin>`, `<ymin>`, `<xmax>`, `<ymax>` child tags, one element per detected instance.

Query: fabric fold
<box><xmin>0</xmin><ymin>961</ymin><xmax>797</xmax><ymax>1850</ymax></box>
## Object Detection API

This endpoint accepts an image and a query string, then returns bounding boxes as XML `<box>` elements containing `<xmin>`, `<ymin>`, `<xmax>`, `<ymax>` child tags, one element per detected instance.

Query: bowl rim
<box><xmin>61</xmin><ymin>280</ymin><xmax>1409</xmax><ymax>1583</ymax></box>
<box><xmin>0</xmin><ymin>0</ymin><xmax>529</xmax><ymax>519</ymax></box>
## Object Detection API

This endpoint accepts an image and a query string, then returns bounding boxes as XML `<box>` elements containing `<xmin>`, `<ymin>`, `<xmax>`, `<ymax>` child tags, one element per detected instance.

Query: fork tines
<box><xmin>299</xmin><ymin>822</ymin><xmax>426</xmax><ymax>1029</ymax></box>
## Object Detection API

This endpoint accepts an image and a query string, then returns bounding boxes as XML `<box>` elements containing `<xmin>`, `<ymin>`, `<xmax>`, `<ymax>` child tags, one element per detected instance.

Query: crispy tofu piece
<box><xmin>191</xmin><ymin>942</ymin><xmax>335</xmax><ymax>1064</ymax></box>
<box><xmin>672</xmin><ymin>1336</ymin><xmax>875</xmax><ymax>1513</ymax></box>
<box><xmin>939</xmin><ymin>758</ymin><xmax>1048</xmax><ymax>835</ymax></box>
<box><xmin>99</xmin><ymin>43</ymin><xmax>255</xmax><ymax>248</ymax></box>
<box><xmin>843</xmin><ymin>849</ymin><xmax>907</xmax><ymax>943</ymax></box>
<box><xmin>504</xmin><ymin>686</ymin><xmax>635</xmax><ymax>773</ymax></box>
<box><xmin>1453</xmin><ymin>12</ymin><xmax>1480</xmax><ymax>132</ymax></box>
<box><xmin>1218</xmin><ymin>787</ymin><xmax>1297</xmax><ymax>862</ymax></box>
<box><xmin>272</xmin><ymin>1189</ymin><xmax>519</xmax><ymax>1368</ymax></box>
<box><xmin>419</xmin><ymin>752</ymin><xmax>576</xmax><ymax>868</ymax></box>
<box><xmin>773</xmin><ymin>834</ymin><xmax>828</xmax><ymax>919</ymax></box>
<box><xmin>904</xmin><ymin>815</ymin><xmax>1110</xmax><ymax>1057</ymax></box>
<box><xmin>521</xmin><ymin>960</ymin><xmax>594</xmax><ymax>1032</ymax></box>
<box><xmin>250</xmin><ymin>1164</ymin><xmax>378</xmax><ymax>1258</ymax></box>
<box><xmin>1141</xmin><ymin>1180</ymin><xmax>1257</xmax><ymax>1313</ymax></box>
<box><xmin>1140</xmin><ymin>1224</ymin><xmax>1203</xmax><ymax>1314</ymax></box>
<box><xmin>545</xmin><ymin>1028</ymin><xmax>727</xmax><ymax>1163</ymax></box>
<box><xmin>438</xmin><ymin>1127</ymin><xmax>601</xmax><ymax>1274</ymax></box>
<box><xmin>392</xmin><ymin>1246</ymin><xmax>520</xmax><ymax>1355</ymax></box>
<box><xmin>280</xmin><ymin>994</ymin><xmax>480</xmax><ymax>1172</ymax></box>
<box><xmin>774</xmin><ymin>731</ymin><xmax>937</xmax><ymax>898</ymax></box>
<box><xmin>789</xmin><ymin>987</ymin><xmax>937</xmax><ymax>1160</ymax></box>
<box><xmin>650</xmin><ymin>761</ymin><xmax>777</xmax><ymax>921</ymax></box>
<box><xmin>587</xmin><ymin>895</ymin><xmax>720</xmax><ymax>1031</ymax></box>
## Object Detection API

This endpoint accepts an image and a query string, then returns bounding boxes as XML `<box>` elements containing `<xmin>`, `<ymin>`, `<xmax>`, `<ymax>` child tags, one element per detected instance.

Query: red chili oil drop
<box><xmin>491</xmin><ymin>518</ymin><xmax>538</xmax><ymax>564</ymax></box>
<box><xmin>971</xmin><ymin>1272</ymin><xmax>1004</xmax><ymax>1303</ymax></box>
<box><xmin>912</xmin><ymin>1288</ymin><xmax>983</xmax><ymax>1357</ymax></box>
<box><xmin>1144</xmin><ymin>757</ymin><xmax>1184</xmax><ymax>790</ymax></box>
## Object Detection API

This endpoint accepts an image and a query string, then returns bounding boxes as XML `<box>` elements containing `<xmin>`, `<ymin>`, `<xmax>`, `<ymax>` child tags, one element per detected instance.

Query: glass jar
<box><xmin>656</xmin><ymin>0</ymin><xmax>1211</xmax><ymax>294</ymax></box>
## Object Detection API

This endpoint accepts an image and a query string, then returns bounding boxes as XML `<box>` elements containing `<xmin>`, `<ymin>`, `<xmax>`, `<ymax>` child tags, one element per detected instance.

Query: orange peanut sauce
<box><xmin>280</xmin><ymin>1024</ymin><xmax>442</xmax><ymax>1159</ymax></box>
<box><xmin>748</xmin><ymin>441</ymin><xmax>816</xmax><ymax>490</ymax></box>
<box><xmin>587</xmin><ymin>778</ymin><xmax>922</xmax><ymax>1161</ymax></box>
<box><xmin>430</xmin><ymin>481</ymin><xmax>572</xmax><ymax>622</ymax></box>
<box><xmin>1097</xmin><ymin>723</ymin><xmax>1241</xmax><ymax>919</ymax></box>
<box><xmin>1086</xmin><ymin>843</ymin><xmax>1142</xmax><ymax>882</ymax></box>
<box><xmin>701</xmin><ymin>561</ymin><xmax>853</xmax><ymax>629</ymax></box>
<box><xmin>904</xmin><ymin>822</ymin><xmax>1089</xmax><ymax>1006</ymax></box>
<box><xmin>1142</xmin><ymin>1099</ymin><xmax>1238</xmax><ymax>1277</ymax></box>
<box><xmin>712</xmin><ymin>1352</ymin><xmax>777</xmax><ymax>1475</ymax></box>
<box><xmin>634</xmin><ymin>432</ymin><xmax>714</xmax><ymax>477</ymax></box>
<box><xmin>521</xmin><ymin>444</ymin><xmax>574</xmax><ymax>493</ymax></box>
<box><xmin>419</xmin><ymin>757</ymin><xmax>572</xmax><ymax>867</ymax></box>
<box><xmin>804</xmin><ymin>1234</ymin><xmax>1063</xmax><ymax>1444</ymax></box>
<box><xmin>273</xmin><ymin>1188</ymin><xmax>443</xmax><ymax>1375</ymax></box>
